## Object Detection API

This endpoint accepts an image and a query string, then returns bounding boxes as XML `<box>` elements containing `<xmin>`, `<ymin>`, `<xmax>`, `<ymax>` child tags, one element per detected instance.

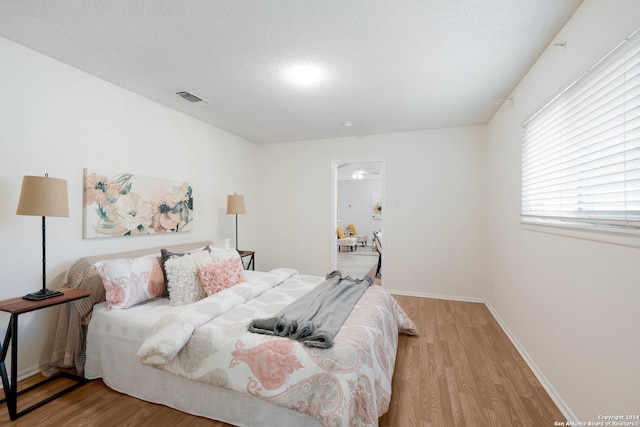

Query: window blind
<box><xmin>521</xmin><ymin>27</ymin><xmax>640</xmax><ymax>231</ymax></box>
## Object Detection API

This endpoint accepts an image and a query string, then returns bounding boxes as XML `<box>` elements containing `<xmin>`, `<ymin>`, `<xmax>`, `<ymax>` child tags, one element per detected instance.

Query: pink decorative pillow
<box><xmin>197</xmin><ymin>258</ymin><xmax>246</xmax><ymax>296</ymax></box>
<box><xmin>95</xmin><ymin>255</ymin><xmax>166</xmax><ymax>309</ymax></box>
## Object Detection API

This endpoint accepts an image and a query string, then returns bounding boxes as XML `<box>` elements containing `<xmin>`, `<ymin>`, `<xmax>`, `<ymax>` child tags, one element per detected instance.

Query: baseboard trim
<box><xmin>0</xmin><ymin>365</ymin><xmax>41</xmax><ymax>390</ymax></box>
<box><xmin>389</xmin><ymin>289</ymin><xmax>576</xmax><ymax>422</ymax></box>
<box><xmin>482</xmin><ymin>301</ymin><xmax>577</xmax><ymax>422</ymax></box>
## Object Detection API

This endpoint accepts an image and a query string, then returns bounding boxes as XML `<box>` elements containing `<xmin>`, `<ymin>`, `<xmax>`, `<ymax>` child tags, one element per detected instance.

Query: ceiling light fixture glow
<box><xmin>284</xmin><ymin>63</ymin><xmax>326</xmax><ymax>87</ymax></box>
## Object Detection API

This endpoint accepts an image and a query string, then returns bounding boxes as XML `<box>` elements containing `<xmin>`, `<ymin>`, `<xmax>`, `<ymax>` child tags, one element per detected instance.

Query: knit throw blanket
<box><xmin>248</xmin><ymin>271</ymin><xmax>371</xmax><ymax>348</ymax></box>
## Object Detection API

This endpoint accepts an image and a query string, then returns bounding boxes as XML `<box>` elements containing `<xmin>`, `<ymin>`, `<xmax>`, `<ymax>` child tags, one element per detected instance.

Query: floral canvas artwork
<box><xmin>83</xmin><ymin>168</ymin><xmax>193</xmax><ymax>239</ymax></box>
<box><xmin>372</xmin><ymin>191</ymin><xmax>382</xmax><ymax>220</ymax></box>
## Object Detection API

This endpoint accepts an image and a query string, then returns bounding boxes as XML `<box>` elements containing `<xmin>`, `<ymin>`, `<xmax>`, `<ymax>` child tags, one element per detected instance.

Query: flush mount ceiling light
<box><xmin>283</xmin><ymin>63</ymin><xmax>326</xmax><ymax>87</ymax></box>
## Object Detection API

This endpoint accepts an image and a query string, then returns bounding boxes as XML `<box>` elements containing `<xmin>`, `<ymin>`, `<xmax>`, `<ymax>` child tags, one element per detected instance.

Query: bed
<box><xmin>40</xmin><ymin>241</ymin><xmax>417</xmax><ymax>427</ymax></box>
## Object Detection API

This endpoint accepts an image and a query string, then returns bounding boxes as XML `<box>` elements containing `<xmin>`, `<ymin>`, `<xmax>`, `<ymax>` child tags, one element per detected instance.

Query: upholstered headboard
<box><xmin>39</xmin><ymin>241</ymin><xmax>214</xmax><ymax>377</ymax></box>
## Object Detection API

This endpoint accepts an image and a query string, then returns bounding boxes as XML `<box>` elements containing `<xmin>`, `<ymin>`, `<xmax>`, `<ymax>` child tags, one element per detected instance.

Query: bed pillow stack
<box><xmin>162</xmin><ymin>245</ymin><xmax>246</xmax><ymax>306</ymax></box>
<box><xmin>94</xmin><ymin>244</ymin><xmax>246</xmax><ymax>309</ymax></box>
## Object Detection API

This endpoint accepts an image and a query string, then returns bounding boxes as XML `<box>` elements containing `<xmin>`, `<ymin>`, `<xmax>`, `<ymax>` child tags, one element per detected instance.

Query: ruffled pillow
<box><xmin>197</xmin><ymin>258</ymin><xmax>246</xmax><ymax>296</ymax></box>
<box><xmin>165</xmin><ymin>250</ymin><xmax>212</xmax><ymax>306</ymax></box>
<box><xmin>160</xmin><ymin>246</ymin><xmax>211</xmax><ymax>286</ymax></box>
<box><xmin>95</xmin><ymin>255</ymin><xmax>165</xmax><ymax>309</ymax></box>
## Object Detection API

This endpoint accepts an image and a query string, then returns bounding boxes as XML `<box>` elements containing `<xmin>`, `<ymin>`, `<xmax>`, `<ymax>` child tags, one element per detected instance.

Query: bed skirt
<box><xmin>85</xmin><ymin>300</ymin><xmax>321</xmax><ymax>427</ymax></box>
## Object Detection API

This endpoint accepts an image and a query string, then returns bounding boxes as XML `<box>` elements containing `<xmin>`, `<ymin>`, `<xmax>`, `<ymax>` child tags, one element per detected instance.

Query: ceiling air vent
<box><xmin>175</xmin><ymin>90</ymin><xmax>208</xmax><ymax>103</ymax></box>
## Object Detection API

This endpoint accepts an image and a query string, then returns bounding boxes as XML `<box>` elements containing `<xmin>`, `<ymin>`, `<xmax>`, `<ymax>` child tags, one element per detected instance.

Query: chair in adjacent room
<box><xmin>337</xmin><ymin>225</ymin><xmax>357</xmax><ymax>252</ymax></box>
<box><xmin>346</xmin><ymin>224</ymin><xmax>368</xmax><ymax>247</ymax></box>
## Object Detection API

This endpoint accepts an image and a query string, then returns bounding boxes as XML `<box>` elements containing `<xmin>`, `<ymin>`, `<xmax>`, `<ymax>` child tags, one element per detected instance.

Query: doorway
<box><xmin>331</xmin><ymin>158</ymin><xmax>385</xmax><ymax>285</ymax></box>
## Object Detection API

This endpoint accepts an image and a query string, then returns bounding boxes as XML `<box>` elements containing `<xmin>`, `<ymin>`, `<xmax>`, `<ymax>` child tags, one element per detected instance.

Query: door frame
<box><xmin>331</xmin><ymin>157</ymin><xmax>386</xmax><ymax>285</ymax></box>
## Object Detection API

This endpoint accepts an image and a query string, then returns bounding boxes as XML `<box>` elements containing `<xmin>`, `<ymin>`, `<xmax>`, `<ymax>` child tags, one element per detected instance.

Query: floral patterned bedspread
<box><xmin>137</xmin><ymin>269</ymin><xmax>417</xmax><ymax>427</ymax></box>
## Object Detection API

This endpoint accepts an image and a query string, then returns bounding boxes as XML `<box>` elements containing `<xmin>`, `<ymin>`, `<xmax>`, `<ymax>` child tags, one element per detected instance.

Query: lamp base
<box><xmin>23</xmin><ymin>289</ymin><xmax>64</xmax><ymax>301</ymax></box>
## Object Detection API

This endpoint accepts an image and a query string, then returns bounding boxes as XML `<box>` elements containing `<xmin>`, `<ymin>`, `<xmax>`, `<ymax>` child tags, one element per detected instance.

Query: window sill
<box><xmin>520</xmin><ymin>219</ymin><xmax>640</xmax><ymax>249</ymax></box>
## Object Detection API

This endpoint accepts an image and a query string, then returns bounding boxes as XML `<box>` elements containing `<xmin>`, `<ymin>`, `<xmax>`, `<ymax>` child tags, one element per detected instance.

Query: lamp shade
<box><xmin>226</xmin><ymin>194</ymin><xmax>246</xmax><ymax>215</ymax></box>
<box><xmin>16</xmin><ymin>175</ymin><xmax>69</xmax><ymax>217</ymax></box>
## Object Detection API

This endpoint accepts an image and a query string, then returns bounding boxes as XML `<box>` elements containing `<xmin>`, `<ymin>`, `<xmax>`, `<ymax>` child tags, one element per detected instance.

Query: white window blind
<box><xmin>522</xmin><ymin>27</ymin><xmax>640</xmax><ymax>231</ymax></box>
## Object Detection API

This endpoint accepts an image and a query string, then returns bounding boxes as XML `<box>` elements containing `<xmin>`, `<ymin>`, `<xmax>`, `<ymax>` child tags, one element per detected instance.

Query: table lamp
<box><xmin>16</xmin><ymin>174</ymin><xmax>69</xmax><ymax>300</ymax></box>
<box><xmin>226</xmin><ymin>193</ymin><xmax>246</xmax><ymax>250</ymax></box>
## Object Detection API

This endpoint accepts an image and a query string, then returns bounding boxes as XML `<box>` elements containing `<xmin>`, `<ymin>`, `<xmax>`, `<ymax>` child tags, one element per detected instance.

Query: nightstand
<box><xmin>0</xmin><ymin>288</ymin><xmax>91</xmax><ymax>421</ymax></box>
<box><xmin>237</xmin><ymin>250</ymin><xmax>255</xmax><ymax>270</ymax></box>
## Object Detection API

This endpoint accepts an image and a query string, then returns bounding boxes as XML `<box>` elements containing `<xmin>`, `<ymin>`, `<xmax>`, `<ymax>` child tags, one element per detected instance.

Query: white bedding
<box><xmin>85</xmin><ymin>271</ymin><xmax>321</xmax><ymax>426</ymax></box>
<box><xmin>85</xmin><ymin>269</ymin><xmax>417</xmax><ymax>426</ymax></box>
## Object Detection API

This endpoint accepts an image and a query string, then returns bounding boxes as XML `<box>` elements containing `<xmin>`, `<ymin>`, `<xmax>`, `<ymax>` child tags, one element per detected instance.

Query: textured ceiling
<box><xmin>0</xmin><ymin>0</ymin><xmax>582</xmax><ymax>143</ymax></box>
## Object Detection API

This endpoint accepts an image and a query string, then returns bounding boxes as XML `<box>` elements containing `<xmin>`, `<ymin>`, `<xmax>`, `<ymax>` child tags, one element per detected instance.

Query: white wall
<box><xmin>255</xmin><ymin>127</ymin><xmax>489</xmax><ymax>299</ymax></box>
<box><xmin>0</xmin><ymin>37</ymin><xmax>257</xmax><ymax>376</ymax></box>
<box><xmin>487</xmin><ymin>0</ymin><xmax>640</xmax><ymax>421</ymax></box>
<box><xmin>7</xmin><ymin>4</ymin><xmax>630</xmax><ymax>421</ymax></box>
<box><xmin>337</xmin><ymin>178</ymin><xmax>382</xmax><ymax>240</ymax></box>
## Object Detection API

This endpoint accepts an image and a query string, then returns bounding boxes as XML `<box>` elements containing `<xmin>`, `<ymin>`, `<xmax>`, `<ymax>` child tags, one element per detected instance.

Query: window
<box><xmin>521</xmin><ymin>27</ymin><xmax>640</xmax><ymax>233</ymax></box>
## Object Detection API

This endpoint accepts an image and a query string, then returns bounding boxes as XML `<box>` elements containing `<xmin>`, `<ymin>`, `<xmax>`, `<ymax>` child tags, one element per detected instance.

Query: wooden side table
<box><xmin>0</xmin><ymin>288</ymin><xmax>91</xmax><ymax>421</ymax></box>
<box><xmin>237</xmin><ymin>250</ymin><xmax>255</xmax><ymax>270</ymax></box>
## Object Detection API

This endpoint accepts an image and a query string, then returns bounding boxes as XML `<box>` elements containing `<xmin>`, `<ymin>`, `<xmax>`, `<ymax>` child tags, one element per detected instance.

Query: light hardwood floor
<box><xmin>379</xmin><ymin>296</ymin><xmax>565</xmax><ymax>426</ymax></box>
<box><xmin>0</xmin><ymin>296</ymin><xmax>565</xmax><ymax>426</ymax></box>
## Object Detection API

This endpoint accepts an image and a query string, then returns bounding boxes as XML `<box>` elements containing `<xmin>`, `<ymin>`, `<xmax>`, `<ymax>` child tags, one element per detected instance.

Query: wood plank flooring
<box><xmin>379</xmin><ymin>296</ymin><xmax>565</xmax><ymax>427</ymax></box>
<box><xmin>0</xmin><ymin>296</ymin><xmax>564</xmax><ymax>426</ymax></box>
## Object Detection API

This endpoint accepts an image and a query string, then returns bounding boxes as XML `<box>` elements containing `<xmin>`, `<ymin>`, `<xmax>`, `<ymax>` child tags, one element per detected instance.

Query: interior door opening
<box><xmin>331</xmin><ymin>159</ymin><xmax>385</xmax><ymax>286</ymax></box>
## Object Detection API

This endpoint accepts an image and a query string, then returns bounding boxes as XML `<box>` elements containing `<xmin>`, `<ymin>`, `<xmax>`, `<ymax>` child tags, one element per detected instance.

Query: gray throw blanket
<box><xmin>248</xmin><ymin>271</ymin><xmax>372</xmax><ymax>348</ymax></box>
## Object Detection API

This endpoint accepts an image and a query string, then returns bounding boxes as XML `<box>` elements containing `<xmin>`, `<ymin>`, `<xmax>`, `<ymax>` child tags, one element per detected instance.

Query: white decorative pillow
<box><xmin>165</xmin><ymin>250</ymin><xmax>212</xmax><ymax>306</ymax></box>
<box><xmin>197</xmin><ymin>258</ymin><xmax>246</xmax><ymax>296</ymax></box>
<box><xmin>160</xmin><ymin>246</ymin><xmax>211</xmax><ymax>288</ymax></box>
<box><xmin>95</xmin><ymin>255</ymin><xmax>165</xmax><ymax>309</ymax></box>
<box><xmin>209</xmin><ymin>246</ymin><xmax>242</xmax><ymax>262</ymax></box>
